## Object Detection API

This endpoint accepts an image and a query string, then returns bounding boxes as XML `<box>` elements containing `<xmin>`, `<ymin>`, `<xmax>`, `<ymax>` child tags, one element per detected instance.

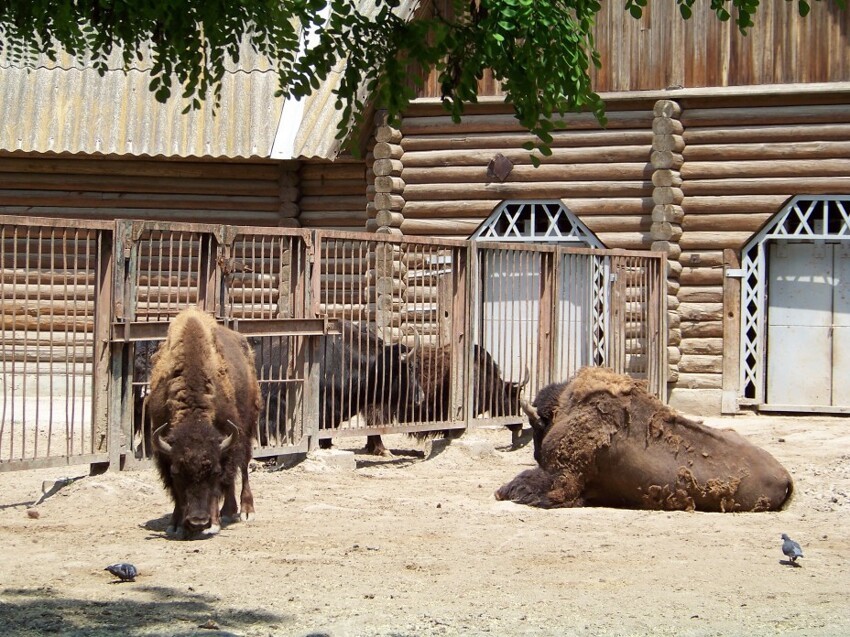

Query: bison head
<box><xmin>520</xmin><ymin>381</ymin><xmax>567</xmax><ymax>465</ymax></box>
<box><xmin>379</xmin><ymin>342</ymin><xmax>425</xmax><ymax>410</ymax></box>
<box><xmin>472</xmin><ymin>345</ymin><xmax>530</xmax><ymax>417</ymax></box>
<box><xmin>153</xmin><ymin>419</ymin><xmax>238</xmax><ymax>537</ymax></box>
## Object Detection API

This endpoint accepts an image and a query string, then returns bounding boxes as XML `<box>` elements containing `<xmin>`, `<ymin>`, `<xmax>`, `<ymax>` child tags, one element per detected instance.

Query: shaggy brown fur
<box><xmin>497</xmin><ymin>366</ymin><xmax>793</xmax><ymax>512</ymax></box>
<box><xmin>147</xmin><ymin>307</ymin><xmax>260</xmax><ymax>538</ymax></box>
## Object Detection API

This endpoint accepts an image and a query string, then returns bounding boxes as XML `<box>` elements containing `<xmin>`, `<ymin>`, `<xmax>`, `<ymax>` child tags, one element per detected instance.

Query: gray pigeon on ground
<box><xmin>105</xmin><ymin>563</ymin><xmax>138</xmax><ymax>582</ymax></box>
<box><xmin>781</xmin><ymin>534</ymin><xmax>803</xmax><ymax>564</ymax></box>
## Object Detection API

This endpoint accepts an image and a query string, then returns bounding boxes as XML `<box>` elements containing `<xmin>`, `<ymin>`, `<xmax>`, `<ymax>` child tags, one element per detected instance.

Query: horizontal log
<box><xmin>0</xmin><ymin>173</ymin><xmax>281</xmax><ymax>198</ymax></box>
<box><xmin>374</xmin><ymin>210</ymin><xmax>405</xmax><ymax>227</ymax></box>
<box><xmin>0</xmin><ymin>315</ymin><xmax>94</xmax><ymax>332</ymax></box>
<box><xmin>373</xmin><ymin>176</ymin><xmax>406</xmax><ymax>193</ymax></box>
<box><xmin>0</xmin><ymin>206</ymin><xmax>283</xmax><ymax>226</ymax></box>
<box><xmin>682</xmin><ymin>212</ymin><xmax>771</xmax><ymax>232</ymax></box>
<box><xmin>680</xmin><ymin>104</ymin><xmax>850</xmax><ymax>128</ymax></box>
<box><xmin>401</xmin><ymin>163</ymin><xmax>653</xmax><ymax>184</ymax></box>
<box><xmin>583</xmin><ymin>216</ymin><xmax>652</xmax><ymax>234</ymax></box>
<box><xmin>373</xmin><ymin>193</ymin><xmax>405</xmax><ymax>211</ymax></box>
<box><xmin>0</xmin><ymin>190</ymin><xmax>280</xmax><ymax>212</ymax></box>
<box><xmin>681</xmin><ymin>158</ymin><xmax>850</xmax><ymax>180</ymax></box>
<box><xmin>402</xmin><ymin>181</ymin><xmax>651</xmax><ymax>201</ymax></box>
<box><xmin>652</xmin><ymin>170</ymin><xmax>682</xmax><ymax>188</ymax></box>
<box><xmin>679</xmin><ymin>251</ymin><xmax>725</xmax><ymax>267</ymax></box>
<box><xmin>402</xmin><ymin>146</ymin><xmax>651</xmax><ymax>168</ymax></box>
<box><xmin>650</xmin><ymin>150</ymin><xmax>684</xmax><ymax>170</ymax></box>
<box><xmin>680</xmin><ymin>338</ymin><xmax>724</xmax><ymax>355</ymax></box>
<box><xmin>400</xmin><ymin>130</ymin><xmax>653</xmax><ymax>152</ymax></box>
<box><xmin>0</xmin><ymin>157</ymin><xmax>283</xmax><ymax>181</ymax></box>
<box><xmin>1</xmin><ymin>284</ymin><xmax>96</xmax><ymax>301</ymax></box>
<box><xmin>374</xmin><ymin>126</ymin><xmax>403</xmax><ymax>145</ymax></box>
<box><xmin>298</xmin><ymin>210</ymin><xmax>367</xmax><ymax>227</ymax></box>
<box><xmin>682</xmin><ymin>176</ymin><xmax>850</xmax><ymax>197</ymax></box>
<box><xmin>400</xmin><ymin>218</ymin><xmax>482</xmax><ymax>236</ymax></box>
<box><xmin>678</xmin><ymin>354</ymin><xmax>723</xmax><ymax>374</ymax></box>
<box><xmin>678</xmin><ymin>302</ymin><xmax>723</xmax><ymax>322</ymax></box>
<box><xmin>594</xmin><ymin>232</ymin><xmax>652</xmax><ymax>250</ymax></box>
<box><xmin>0</xmin><ymin>345</ymin><xmax>93</xmax><ymax>363</ymax></box>
<box><xmin>653</xmin><ymin>100</ymin><xmax>682</xmax><ymax>119</ymax></box>
<box><xmin>682</xmin><ymin>195</ymin><xmax>788</xmax><ymax>215</ymax></box>
<box><xmin>372</xmin><ymin>159</ymin><xmax>404</xmax><ymax>177</ymax></box>
<box><xmin>400</xmin><ymin>110</ymin><xmax>653</xmax><ymax>135</ymax></box>
<box><xmin>679</xmin><ymin>231</ymin><xmax>752</xmax><ymax>250</ymax></box>
<box><xmin>653</xmin><ymin>118</ymin><xmax>684</xmax><ymax>136</ymax></box>
<box><xmin>1</xmin><ymin>269</ymin><xmax>96</xmax><ymax>286</ymax></box>
<box><xmin>300</xmin><ymin>179</ymin><xmax>368</xmax><ymax>197</ymax></box>
<box><xmin>373</xmin><ymin>142</ymin><xmax>404</xmax><ymax>161</ymax></box>
<box><xmin>684</xmin><ymin>123</ymin><xmax>850</xmax><ymax>145</ymax></box>
<box><xmin>652</xmin><ymin>135</ymin><xmax>685</xmax><ymax>153</ymax></box>
<box><xmin>299</xmin><ymin>163</ymin><xmax>366</xmax><ymax>181</ymax></box>
<box><xmin>298</xmin><ymin>196</ymin><xmax>368</xmax><ymax>212</ymax></box>
<box><xmin>652</xmin><ymin>205</ymin><xmax>684</xmax><ymax>223</ymax></box>
<box><xmin>678</xmin><ymin>286</ymin><xmax>723</xmax><ymax>303</ymax></box>
<box><xmin>680</xmin><ymin>320</ymin><xmax>723</xmax><ymax>338</ymax></box>
<box><xmin>653</xmin><ymin>187</ymin><xmax>684</xmax><ymax>205</ymax></box>
<box><xmin>684</xmin><ymin>141</ymin><xmax>850</xmax><ymax>162</ymax></box>
<box><xmin>649</xmin><ymin>221</ymin><xmax>682</xmax><ymax>241</ymax></box>
<box><xmin>672</xmin><ymin>372</ymin><xmax>722</xmax><ymax>390</ymax></box>
<box><xmin>679</xmin><ymin>267</ymin><xmax>724</xmax><ymax>286</ymax></box>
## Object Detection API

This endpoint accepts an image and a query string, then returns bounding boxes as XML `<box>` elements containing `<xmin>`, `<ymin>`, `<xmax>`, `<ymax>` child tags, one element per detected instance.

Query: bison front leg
<box><xmin>166</xmin><ymin>498</ymin><xmax>187</xmax><ymax>540</ymax></box>
<box><xmin>239</xmin><ymin>463</ymin><xmax>255</xmax><ymax>521</ymax></box>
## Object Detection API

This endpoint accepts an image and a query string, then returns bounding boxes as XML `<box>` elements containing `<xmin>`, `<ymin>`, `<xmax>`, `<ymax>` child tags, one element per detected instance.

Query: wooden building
<box><xmin>1</xmin><ymin>1</ymin><xmax>849</xmax><ymax>416</ymax></box>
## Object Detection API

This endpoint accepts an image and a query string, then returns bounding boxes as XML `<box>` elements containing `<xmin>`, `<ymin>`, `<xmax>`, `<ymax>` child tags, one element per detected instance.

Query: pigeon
<box><xmin>105</xmin><ymin>563</ymin><xmax>138</xmax><ymax>582</ymax></box>
<box><xmin>781</xmin><ymin>534</ymin><xmax>803</xmax><ymax>564</ymax></box>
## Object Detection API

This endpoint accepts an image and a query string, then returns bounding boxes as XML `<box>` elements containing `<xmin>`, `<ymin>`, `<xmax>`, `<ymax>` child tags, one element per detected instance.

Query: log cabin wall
<box><xmin>0</xmin><ymin>153</ymin><xmax>300</xmax><ymax>226</ymax></box>
<box><xmin>297</xmin><ymin>161</ymin><xmax>369</xmax><ymax>231</ymax></box>
<box><xmin>376</xmin><ymin>87</ymin><xmax>850</xmax><ymax>416</ymax></box>
<box><xmin>388</xmin><ymin>101</ymin><xmax>657</xmax><ymax>241</ymax></box>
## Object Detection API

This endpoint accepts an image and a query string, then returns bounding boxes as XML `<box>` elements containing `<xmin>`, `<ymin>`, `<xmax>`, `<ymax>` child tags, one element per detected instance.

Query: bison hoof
<box><xmin>201</xmin><ymin>524</ymin><xmax>221</xmax><ymax>536</ymax></box>
<box><xmin>166</xmin><ymin>525</ymin><xmax>187</xmax><ymax>540</ymax></box>
<box><xmin>240</xmin><ymin>510</ymin><xmax>254</xmax><ymax>522</ymax></box>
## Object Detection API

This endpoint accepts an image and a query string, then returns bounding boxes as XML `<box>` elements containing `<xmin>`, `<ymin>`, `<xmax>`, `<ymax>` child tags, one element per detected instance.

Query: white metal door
<box><xmin>832</xmin><ymin>242</ymin><xmax>850</xmax><ymax>406</ymax></box>
<box><xmin>767</xmin><ymin>241</ymin><xmax>843</xmax><ymax>407</ymax></box>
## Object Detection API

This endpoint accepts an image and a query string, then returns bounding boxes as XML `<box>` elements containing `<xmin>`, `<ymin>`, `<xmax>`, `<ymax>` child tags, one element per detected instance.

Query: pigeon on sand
<box><xmin>105</xmin><ymin>563</ymin><xmax>138</xmax><ymax>582</ymax></box>
<box><xmin>781</xmin><ymin>534</ymin><xmax>803</xmax><ymax>565</ymax></box>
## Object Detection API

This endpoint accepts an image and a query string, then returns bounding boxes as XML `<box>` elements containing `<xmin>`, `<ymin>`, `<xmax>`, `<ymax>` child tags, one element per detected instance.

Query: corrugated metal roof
<box><xmin>0</xmin><ymin>3</ymin><xmax>424</xmax><ymax>160</ymax></box>
<box><xmin>0</xmin><ymin>40</ymin><xmax>285</xmax><ymax>159</ymax></box>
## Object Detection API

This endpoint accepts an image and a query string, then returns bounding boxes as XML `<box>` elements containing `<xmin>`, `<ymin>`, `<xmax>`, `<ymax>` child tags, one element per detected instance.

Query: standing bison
<box><xmin>147</xmin><ymin>307</ymin><xmax>261</xmax><ymax>538</ymax></box>
<box><xmin>498</xmin><ymin>367</ymin><xmax>793</xmax><ymax>512</ymax></box>
<box><xmin>366</xmin><ymin>343</ymin><xmax>530</xmax><ymax>452</ymax></box>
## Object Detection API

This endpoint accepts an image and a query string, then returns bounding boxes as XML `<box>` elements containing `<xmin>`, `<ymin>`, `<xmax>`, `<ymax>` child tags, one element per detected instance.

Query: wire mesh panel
<box><xmin>313</xmin><ymin>231</ymin><xmax>470</xmax><ymax>445</ymax></box>
<box><xmin>0</xmin><ymin>217</ymin><xmax>112</xmax><ymax>470</ymax></box>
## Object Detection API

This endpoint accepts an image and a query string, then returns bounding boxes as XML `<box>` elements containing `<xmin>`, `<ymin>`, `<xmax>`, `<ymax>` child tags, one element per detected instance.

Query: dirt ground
<box><xmin>0</xmin><ymin>413</ymin><xmax>848</xmax><ymax>637</ymax></box>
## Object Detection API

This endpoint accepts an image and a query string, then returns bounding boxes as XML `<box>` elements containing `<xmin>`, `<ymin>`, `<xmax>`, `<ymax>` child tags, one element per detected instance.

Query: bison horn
<box><xmin>519</xmin><ymin>398</ymin><xmax>543</xmax><ymax>431</ymax></box>
<box><xmin>153</xmin><ymin>423</ymin><xmax>172</xmax><ymax>455</ymax></box>
<box><xmin>220</xmin><ymin>419</ymin><xmax>239</xmax><ymax>451</ymax></box>
<box><xmin>518</xmin><ymin>366</ymin><xmax>531</xmax><ymax>388</ymax></box>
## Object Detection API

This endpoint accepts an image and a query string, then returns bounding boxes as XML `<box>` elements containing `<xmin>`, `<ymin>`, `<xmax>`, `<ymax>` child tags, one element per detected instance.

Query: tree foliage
<box><xmin>0</xmin><ymin>0</ymin><xmax>842</xmax><ymax>157</ymax></box>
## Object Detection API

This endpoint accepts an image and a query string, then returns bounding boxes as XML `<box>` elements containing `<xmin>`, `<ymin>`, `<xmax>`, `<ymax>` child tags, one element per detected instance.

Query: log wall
<box><xmin>394</xmin><ymin>102</ymin><xmax>657</xmax><ymax>243</ymax></box>
<box><xmin>0</xmin><ymin>153</ymin><xmax>300</xmax><ymax>226</ymax></box>
<box><xmin>298</xmin><ymin>161</ymin><xmax>369</xmax><ymax>231</ymax></box>
<box><xmin>386</xmin><ymin>92</ymin><xmax>850</xmax><ymax>414</ymax></box>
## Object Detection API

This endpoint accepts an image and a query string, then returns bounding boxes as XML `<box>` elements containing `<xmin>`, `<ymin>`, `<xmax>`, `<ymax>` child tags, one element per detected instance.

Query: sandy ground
<box><xmin>0</xmin><ymin>414</ymin><xmax>848</xmax><ymax>637</ymax></box>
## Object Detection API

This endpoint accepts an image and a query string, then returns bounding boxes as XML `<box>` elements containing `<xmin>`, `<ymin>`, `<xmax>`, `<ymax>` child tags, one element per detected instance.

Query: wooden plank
<box><xmin>721</xmin><ymin>249</ymin><xmax>741</xmax><ymax>413</ymax></box>
<box><xmin>401</xmin><ymin>163</ymin><xmax>653</xmax><ymax>184</ymax></box>
<box><xmin>400</xmin><ymin>130</ymin><xmax>653</xmax><ymax>152</ymax></box>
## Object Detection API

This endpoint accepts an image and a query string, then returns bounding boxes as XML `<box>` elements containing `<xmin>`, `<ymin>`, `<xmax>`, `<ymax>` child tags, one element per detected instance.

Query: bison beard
<box><xmin>147</xmin><ymin>308</ymin><xmax>260</xmax><ymax>539</ymax></box>
<box><xmin>498</xmin><ymin>367</ymin><xmax>793</xmax><ymax>512</ymax></box>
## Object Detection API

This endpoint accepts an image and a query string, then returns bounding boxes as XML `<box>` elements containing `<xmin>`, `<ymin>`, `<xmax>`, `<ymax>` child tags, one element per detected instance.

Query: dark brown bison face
<box><xmin>520</xmin><ymin>382</ymin><xmax>567</xmax><ymax>465</ymax></box>
<box><xmin>154</xmin><ymin>420</ymin><xmax>237</xmax><ymax>537</ymax></box>
<box><xmin>472</xmin><ymin>345</ymin><xmax>529</xmax><ymax>418</ymax></box>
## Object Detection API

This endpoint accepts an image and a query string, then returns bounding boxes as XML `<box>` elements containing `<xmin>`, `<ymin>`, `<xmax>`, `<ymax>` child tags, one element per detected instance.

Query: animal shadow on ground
<box><xmin>0</xmin><ymin>586</ymin><xmax>288</xmax><ymax>636</ymax></box>
<box><xmin>141</xmin><ymin>515</ymin><xmax>218</xmax><ymax>541</ymax></box>
<box><xmin>779</xmin><ymin>559</ymin><xmax>803</xmax><ymax>567</ymax></box>
<box><xmin>355</xmin><ymin>448</ymin><xmax>425</xmax><ymax>470</ymax></box>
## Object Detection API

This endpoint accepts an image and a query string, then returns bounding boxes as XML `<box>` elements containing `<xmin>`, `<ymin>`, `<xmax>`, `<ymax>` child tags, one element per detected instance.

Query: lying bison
<box><xmin>498</xmin><ymin>366</ymin><xmax>793</xmax><ymax>512</ymax></box>
<box><xmin>147</xmin><ymin>307</ymin><xmax>261</xmax><ymax>538</ymax></box>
